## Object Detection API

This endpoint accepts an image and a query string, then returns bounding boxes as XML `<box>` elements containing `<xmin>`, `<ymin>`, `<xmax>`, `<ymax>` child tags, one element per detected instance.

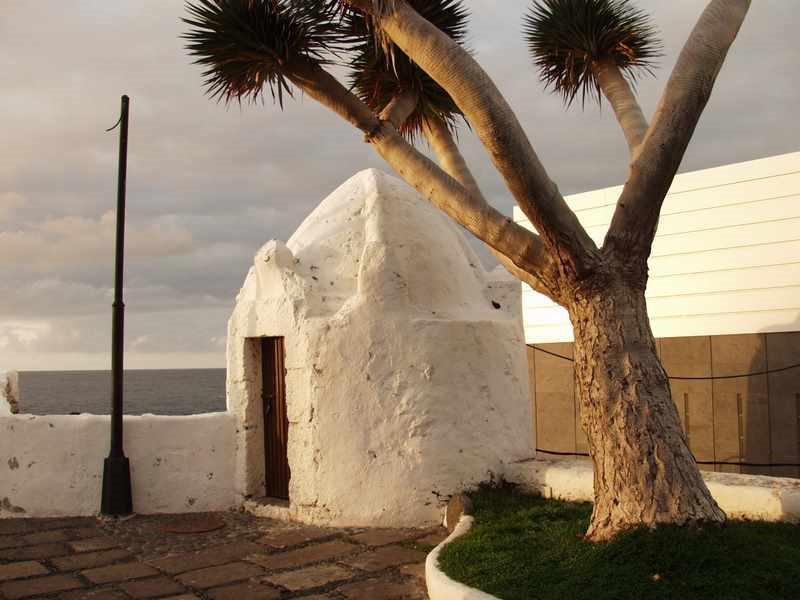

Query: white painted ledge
<box><xmin>1</xmin><ymin>412</ymin><xmax>237</xmax><ymax>517</ymax></box>
<box><xmin>0</xmin><ymin>370</ymin><xmax>19</xmax><ymax>415</ymax></box>
<box><xmin>426</xmin><ymin>515</ymin><xmax>500</xmax><ymax>600</ymax></box>
<box><xmin>506</xmin><ymin>458</ymin><xmax>800</xmax><ymax>522</ymax></box>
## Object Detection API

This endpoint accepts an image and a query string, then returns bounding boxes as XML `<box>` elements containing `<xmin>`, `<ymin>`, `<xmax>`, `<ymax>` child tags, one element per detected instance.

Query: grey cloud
<box><xmin>1</xmin><ymin>1</ymin><xmax>798</xmax><ymax>367</ymax></box>
<box><xmin>0</xmin><ymin>193</ymin><xmax>26</xmax><ymax>222</ymax></box>
<box><xmin>0</xmin><ymin>212</ymin><xmax>193</xmax><ymax>271</ymax></box>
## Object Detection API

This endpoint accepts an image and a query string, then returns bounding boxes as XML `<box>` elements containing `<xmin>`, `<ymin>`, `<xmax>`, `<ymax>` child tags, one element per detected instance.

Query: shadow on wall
<box><xmin>744</xmin><ymin>314</ymin><xmax>800</xmax><ymax>478</ymax></box>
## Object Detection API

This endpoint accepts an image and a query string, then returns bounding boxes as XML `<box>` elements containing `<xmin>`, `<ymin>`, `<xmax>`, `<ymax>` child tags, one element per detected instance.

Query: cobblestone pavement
<box><xmin>0</xmin><ymin>510</ymin><xmax>446</xmax><ymax>599</ymax></box>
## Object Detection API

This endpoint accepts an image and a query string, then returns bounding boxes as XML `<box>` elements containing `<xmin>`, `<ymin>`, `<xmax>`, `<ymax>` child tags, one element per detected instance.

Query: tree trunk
<box><xmin>569</xmin><ymin>273</ymin><xmax>725</xmax><ymax>542</ymax></box>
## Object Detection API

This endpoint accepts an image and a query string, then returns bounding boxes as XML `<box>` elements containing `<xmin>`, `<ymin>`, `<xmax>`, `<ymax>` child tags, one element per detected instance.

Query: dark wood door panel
<box><xmin>262</xmin><ymin>337</ymin><xmax>290</xmax><ymax>500</ymax></box>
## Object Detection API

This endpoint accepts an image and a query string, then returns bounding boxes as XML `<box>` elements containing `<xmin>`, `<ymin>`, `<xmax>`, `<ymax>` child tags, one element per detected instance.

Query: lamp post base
<box><xmin>101</xmin><ymin>456</ymin><xmax>132</xmax><ymax>516</ymax></box>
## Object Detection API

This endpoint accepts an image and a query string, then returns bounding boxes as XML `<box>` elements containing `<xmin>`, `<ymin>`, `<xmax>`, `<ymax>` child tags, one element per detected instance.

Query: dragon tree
<box><xmin>184</xmin><ymin>0</ymin><xmax>751</xmax><ymax>541</ymax></box>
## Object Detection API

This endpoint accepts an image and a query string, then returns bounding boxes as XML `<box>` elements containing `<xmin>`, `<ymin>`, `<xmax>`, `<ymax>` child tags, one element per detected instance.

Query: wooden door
<box><xmin>262</xmin><ymin>337</ymin><xmax>290</xmax><ymax>500</ymax></box>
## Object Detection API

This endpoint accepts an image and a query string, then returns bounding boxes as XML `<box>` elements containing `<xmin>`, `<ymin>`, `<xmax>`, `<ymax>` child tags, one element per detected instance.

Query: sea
<box><xmin>17</xmin><ymin>369</ymin><xmax>227</xmax><ymax>415</ymax></box>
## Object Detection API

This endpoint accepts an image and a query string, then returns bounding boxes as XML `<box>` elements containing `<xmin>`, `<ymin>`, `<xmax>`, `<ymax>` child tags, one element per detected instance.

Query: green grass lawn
<box><xmin>437</xmin><ymin>486</ymin><xmax>800</xmax><ymax>600</ymax></box>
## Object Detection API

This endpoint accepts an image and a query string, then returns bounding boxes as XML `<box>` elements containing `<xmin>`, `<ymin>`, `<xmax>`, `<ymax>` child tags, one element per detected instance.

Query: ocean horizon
<box><xmin>18</xmin><ymin>369</ymin><xmax>227</xmax><ymax>416</ymax></box>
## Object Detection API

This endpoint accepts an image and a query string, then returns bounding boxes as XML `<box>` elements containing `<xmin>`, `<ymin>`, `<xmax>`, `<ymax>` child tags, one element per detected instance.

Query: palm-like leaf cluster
<box><xmin>523</xmin><ymin>0</ymin><xmax>661</xmax><ymax>106</ymax></box>
<box><xmin>184</xmin><ymin>0</ymin><xmax>470</xmax><ymax>138</ymax></box>
<box><xmin>183</xmin><ymin>0</ymin><xmax>340</xmax><ymax>105</ymax></box>
<box><xmin>346</xmin><ymin>0</ymin><xmax>470</xmax><ymax>139</ymax></box>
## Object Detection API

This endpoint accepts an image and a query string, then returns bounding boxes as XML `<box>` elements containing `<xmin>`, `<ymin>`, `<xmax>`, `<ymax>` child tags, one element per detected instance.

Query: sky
<box><xmin>1</xmin><ymin>1</ymin><xmax>798</xmax><ymax>371</ymax></box>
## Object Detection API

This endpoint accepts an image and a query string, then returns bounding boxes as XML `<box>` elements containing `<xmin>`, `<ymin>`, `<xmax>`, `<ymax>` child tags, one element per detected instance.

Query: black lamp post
<box><xmin>101</xmin><ymin>95</ymin><xmax>133</xmax><ymax>516</ymax></box>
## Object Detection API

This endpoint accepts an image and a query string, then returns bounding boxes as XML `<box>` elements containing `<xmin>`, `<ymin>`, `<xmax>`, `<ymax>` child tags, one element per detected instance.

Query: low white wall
<box><xmin>0</xmin><ymin>371</ymin><xmax>19</xmax><ymax>416</ymax></box>
<box><xmin>426</xmin><ymin>516</ymin><xmax>500</xmax><ymax>600</ymax></box>
<box><xmin>0</xmin><ymin>412</ymin><xmax>238</xmax><ymax>518</ymax></box>
<box><xmin>507</xmin><ymin>458</ymin><xmax>800</xmax><ymax>522</ymax></box>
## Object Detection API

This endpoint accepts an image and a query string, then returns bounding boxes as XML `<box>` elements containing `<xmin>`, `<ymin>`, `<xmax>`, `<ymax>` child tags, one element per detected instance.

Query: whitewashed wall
<box><xmin>0</xmin><ymin>413</ymin><xmax>237</xmax><ymax>518</ymax></box>
<box><xmin>507</xmin><ymin>459</ymin><xmax>800</xmax><ymax>523</ymax></box>
<box><xmin>514</xmin><ymin>152</ymin><xmax>800</xmax><ymax>343</ymax></box>
<box><xmin>0</xmin><ymin>371</ymin><xmax>19</xmax><ymax>415</ymax></box>
<box><xmin>228</xmin><ymin>170</ymin><xmax>532</xmax><ymax>528</ymax></box>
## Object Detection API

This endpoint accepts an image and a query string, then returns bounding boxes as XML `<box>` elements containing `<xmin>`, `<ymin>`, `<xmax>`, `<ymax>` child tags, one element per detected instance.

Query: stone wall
<box><xmin>0</xmin><ymin>412</ymin><xmax>237</xmax><ymax>518</ymax></box>
<box><xmin>0</xmin><ymin>371</ymin><xmax>19</xmax><ymax>416</ymax></box>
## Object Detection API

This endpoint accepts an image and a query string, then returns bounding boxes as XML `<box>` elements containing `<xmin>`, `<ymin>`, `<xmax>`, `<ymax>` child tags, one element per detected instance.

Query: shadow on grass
<box><xmin>438</xmin><ymin>487</ymin><xmax>800</xmax><ymax>600</ymax></box>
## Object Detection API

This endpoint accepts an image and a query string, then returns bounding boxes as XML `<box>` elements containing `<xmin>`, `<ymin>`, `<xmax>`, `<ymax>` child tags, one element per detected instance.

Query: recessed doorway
<box><xmin>261</xmin><ymin>337</ymin><xmax>290</xmax><ymax>500</ymax></box>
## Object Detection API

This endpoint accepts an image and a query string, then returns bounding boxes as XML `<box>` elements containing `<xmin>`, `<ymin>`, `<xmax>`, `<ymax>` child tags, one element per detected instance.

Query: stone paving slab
<box><xmin>175</xmin><ymin>561</ymin><xmax>263</xmax><ymax>589</ymax></box>
<box><xmin>0</xmin><ymin>563</ymin><xmax>48</xmax><ymax>584</ymax></box>
<box><xmin>206</xmin><ymin>580</ymin><xmax>281</xmax><ymax>600</ymax></box>
<box><xmin>262</xmin><ymin>563</ymin><xmax>355</xmax><ymax>592</ymax></box>
<box><xmin>0</xmin><ymin>511</ymin><xmax>439</xmax><ymax>599</ymax></box>
<box><xmin>147</xmin><ymin>542</ymin><xmax>264</xmax><ymax>575</ymax></box>
<box><xmin>338</xmin><ymin>576</ymin><xmax>428</xmax><ymax>599</ymax></box>
<box><xmin>118</xmin><ymin>576</ymin><xmax>186</xmax><ymax>599</ymax></box>
<box><xmin>245</xmin><ymin>540</ymin><xmax>360</xmax><ymax>571</ymax></box>
<box><xmin>0</xmin><ymin>573</ymin><xmax>84</xmax><ymax>599</ymax></box>
<box><xmin>340</xmin><ymin>545</ymin><xmax>427</xmax><ymax>572</ymax></box>
<box><xmin>52</xmin><ymin>548</ymin><xmax>134</xmax><ymax>572</ymax></box>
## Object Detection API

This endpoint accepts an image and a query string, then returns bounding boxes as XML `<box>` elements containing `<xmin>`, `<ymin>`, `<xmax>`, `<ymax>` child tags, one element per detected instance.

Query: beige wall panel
<box><xmin>767</xmin><ymin>332</ymin><xmax>800</xmax><ymax>477</ymax></box>
<box><xmin>662</xmin><ymin>335</ymin><xmax>715</xmax><ymax>470</ymax></box>
<box><xmin>534</xmin><ymin>343</ymin><xmax>576</xmax><ymax>455</ymax></box>
<box><xmin>712</xmin><ymin>334</ymin><xmax>769</xmax><ymax>474</ymax></box>
<box><xmin>712</xmin><ymin>391</ymin><xmax>740</xmax><ymax>473</ymax></box>
<box><xmin>527</xmin><ymin>346</ymin><xmax>537</xmax><ymax>453</ymax></box>
<box><xmin>742</xmin><ymin>375</ymin><xmax>771</xmax><ymax>476</ymax></box>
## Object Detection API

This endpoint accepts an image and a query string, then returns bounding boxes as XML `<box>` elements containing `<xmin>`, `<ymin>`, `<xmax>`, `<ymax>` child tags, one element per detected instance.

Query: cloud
<box><xmin>0</xmin><ymin>192</ymin><xmax>26</xmax><ymax>222</ymax></box>
<box><xmin>0</xmin><ymin>212</ymin><xmax>193</xmax><ymax>271</ymax></box>
<box><xmin>0</xmin><ymin>0</ymin><xmax>798</xmax><ymax>369</ymax></box>
<box><xmin>0</xmin><ymin>320</ymin><xmax>52</xmax><ymax>352</ymax></box>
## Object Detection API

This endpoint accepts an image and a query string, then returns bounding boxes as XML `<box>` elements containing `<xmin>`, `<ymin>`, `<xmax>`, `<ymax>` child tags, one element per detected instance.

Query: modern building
<box><xmin>515</xmin><ymin>152</ymin><xmax>800</xmax><ymax>477</ymax></box>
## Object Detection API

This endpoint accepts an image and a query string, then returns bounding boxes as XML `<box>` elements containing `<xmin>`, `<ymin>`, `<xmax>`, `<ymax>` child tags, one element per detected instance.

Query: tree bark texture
<box><xmin>422</xmin><ymin>115</ymin><xmax>486</xmax><ymax>203</ymax></box>
<box><xmin>569</xmin><ymin>272</ymin><xmax>725</xmax><ymax>542</ymax></box>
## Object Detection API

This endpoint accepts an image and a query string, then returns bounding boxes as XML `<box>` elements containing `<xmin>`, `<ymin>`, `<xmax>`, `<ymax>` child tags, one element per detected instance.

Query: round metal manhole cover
<box><xmin>160</xmin><ymin>514</ymin><xmax>227</xmax><ymax>534</ymax></box>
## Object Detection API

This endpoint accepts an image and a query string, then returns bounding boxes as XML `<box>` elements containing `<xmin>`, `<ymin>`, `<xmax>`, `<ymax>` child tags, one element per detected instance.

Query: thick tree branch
<box><xmin>370</xmin><ymin>1</ymin><xmax>600</xmax><ymax>278</ymax></box>
<box><xmin>604</xmin><ymin>0</ymin><xmax>750</xmax><ymax>259</ymax></box>
<box><xmin>372</xmin><ymin>121</ymin><xmax>556</xmax><ymax>295</ymax></box>
<box><xmin>286</xmin><ymin>58</ymin><xmax>555</xmax><ymax>288</ymax></box>
<box><xmin>379</xmin><ymin>88</ymin><xmax>418</xmax><ymax>128</ymax></box>
<box><xmin>594</xmin><ymin>59</ymin><xmax>648</xmax><ymax>156</ymax></box>
<box><xmin>287</xmin><ymin>57</ymin><xmax>381</xmax><ymax>135</ymax></box>
<box><xmin>422</xmin><ymin>115</ymin><xmax>486</xmax><ymax>203</ymax></box>
<box><xmin>421</xmin><ymin>114</ymin><xmax>556</xmax><ymax>298</ymax></box>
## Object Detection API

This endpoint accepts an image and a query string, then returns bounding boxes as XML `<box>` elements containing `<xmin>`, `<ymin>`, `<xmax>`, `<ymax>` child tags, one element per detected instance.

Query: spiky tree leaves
<box><xmin>523</xmin><ymin>0</ymin><xmax>661</xmax><ymax>106</ymax></box>
<box><xmin>183</xmin><ymin>0</ymin><xmax>340</xmax><ymax>105</ymax></box>
<box><xmin>184</xmin><ymin>0</ymin><xmax>469</xmax><ymax>139</ymax></box>
<box><xmin>346</xmin><ymin>0</ymin><xmax>469</xmax><ymax>139</ymax></box>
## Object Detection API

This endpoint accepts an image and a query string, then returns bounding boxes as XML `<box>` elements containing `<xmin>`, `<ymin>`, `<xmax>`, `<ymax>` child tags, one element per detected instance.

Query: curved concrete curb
<box><xmin>506</xmin><ymin>458</ymin><xmax>800</xmax><ymax>522</ymax></box>
<box><xmin>426</xmin><ymin>515</ymin><xmax>501</xmax><ymax>600</ymax></box>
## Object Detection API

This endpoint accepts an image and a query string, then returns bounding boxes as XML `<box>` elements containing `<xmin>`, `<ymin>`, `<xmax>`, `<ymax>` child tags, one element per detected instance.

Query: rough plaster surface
<box><xmin>227</xmin><ymin>169</ymin><xmax>532</xmax><ymax>527</ymax></box>
<box><xmin>0</xmin><ymin>371</ymin><xmax>19</xmax><ymax>415</ymax></box>
<box><xmin>0</xmin><ymin>413</ymin><xmax>237</xmax><ymax>518</ymax></box>
<box><xmin>507</xmin><ymin>458</ymin><xmax>800</xmax><ymax>522</ymax></box>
